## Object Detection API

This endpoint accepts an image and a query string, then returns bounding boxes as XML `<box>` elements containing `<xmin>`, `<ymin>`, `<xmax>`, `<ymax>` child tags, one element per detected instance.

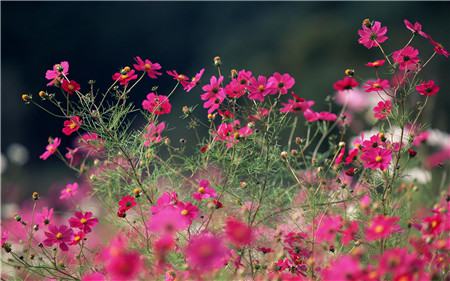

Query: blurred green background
<box><xmin>2</xmin><ymin>2</ymin><xmax>449</xmax><ymax>204</ymax></box>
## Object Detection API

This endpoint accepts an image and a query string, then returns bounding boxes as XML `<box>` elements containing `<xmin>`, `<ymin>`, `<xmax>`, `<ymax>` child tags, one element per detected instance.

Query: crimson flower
<box><xmin>416</xmin><ymin>80</ymin><xmax>440</xmax><ymax>96</ymax></box>
<box><xmin>61</xmin><ymin>79</ymin><xmax>80</xmax><ymax>94</ymax></box>
<box><xmin>358</xmin><ymin>20</ymin><xmax>388</xmax><ymax>49</ymax></box>
<box><xmin>62</xmin><ymin>116</ymin><xmax>82</xmax><ymax>136</ymax></box>
<box><xmin>68</xmin><ymin>211</ymin><xmax>98</xmax><ymax>233</ymax></box>
<box><xmin>43</xmin><ymin>224</ymin><xmax>73</xmax><ymax>251</ymax></box>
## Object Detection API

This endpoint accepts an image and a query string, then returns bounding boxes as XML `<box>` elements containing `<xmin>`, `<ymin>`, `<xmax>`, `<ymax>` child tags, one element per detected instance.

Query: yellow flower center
<box><xmin>374</xmin><ymin>225</ymin><xmax>384</xmax><ymax>233</ymax></box>
<box><xmin>144</xmin><ymin>63</ymin><xmax>151</xmax><ymax>70</ymax></box>
<box><xmin>80</xmin><ymin>218</ymin><xmax>87</xmax><ymax>224</ymax></box>
<box><xmin>375</xmin><ymin>156</ymin><xmax>383</xmax><ymax>162</ymax></box>
<box><xmin>258</xmin><ymin>85</ymin><xmax>265</xmax><ymax>91</ymax></box>
<box><xmin>74</xmin><ymin>235</ymin><xmax>81</xmax><ymax>242</ymax></box>
<box><xmin>198</xmin><ymin>187</ymin><xmax>205</xmax><ymax>194</ymax></box>
<box><xmin>68</xmin><ymin>84</ymin><xmax>74</xmax><ymax>91</ymax></box>
<box><xmin>234</xmin><ymin>132</ymin><xmax>240</xmax><ymax>139</ymax></box>
<box><xmin>69</xmin><ymin>121</ymin><xmax>77</xmax><ymax>129</ymax></box>
<box><xmin>373</xmin><ymin>83</ymin><xmax>381</xmax><ymax>88</ymax></box>
<box><xmin>177</xmin><ymin>74</ymin><xmax>186</xmax><ymax>80</ymax></box>
<box><xmin>66</xmin><ymin>188</ymin><xmax>72</xmax><ymax>193</ymax></box>
<box><xmin>180</xmin><ymin>209</ymin><xmax>189</xmax><ymax>216</ymax></box>
<box><xmin>56</xmin><ymin>232</ymin><xmax>63</xmax><ymax>239</ymax></box>
<box><xmin>121</xmin><ymin>74</ymin><xmax>128</xmax><ymax>79</ymax></box>
<box><xmin>431</xmin><ymin>220</ymin><xmax>438</xmax><ymax>229</ymax></box>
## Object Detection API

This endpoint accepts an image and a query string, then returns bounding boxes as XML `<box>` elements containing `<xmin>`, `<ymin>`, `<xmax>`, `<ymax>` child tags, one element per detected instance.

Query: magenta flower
<box><xmin>151</xmin><ymin>192</ymin><xmax>179</xmax><ymax>214</ymax></box>
<box><xmin>361</xmin><ymin>147</ymin><xmax>392</xmax><ymax>170</ymax></box>
<box><xmin>65</xmin><ymin>147</ymin><xmax>79</xmax><ymax>161</ymax></box>
<box><xmin>82</xmin><ymin>272</ymin><xmax>105</xmax><ymax>281</ymax></box>
<box><xmin>373</xmin><ymin>100</ymin><xmax>392</xmax><ymax>120</ymax></box>
<box><xmin>184</xmin><ymin>68</ymin><xmax>205</xmax><ymax>92</ymax></box>
<box><xmin>404</xmin><ymin>19</ymin><xmax>428</xmax><ymax>38</ymax></box>
<box><xmin>365</xmin><ymin>215</ymin><xmax>401</xmax><ymax>241</ymax></box>
<box><xmin>167</xmin><ymin>70</ymin><xmax>190</xmax><ymax>88</ymax></box>
<box><xmin>215</xmin><ymin>120</ymin><xmax>253</xmax><ymax>148</ymax></box>
<box><xmin>36</xmin><ymin>207</ymin><xmax>54</xmax><ymax>226</ymax></box>
<box><xmin>192</xmin><ymin>179</ymin><xmax>217</xmax><ymax>201</ymax></box>
<box><xmin>224</xmin><ymin>79</ymin><xmax>246</xmax><ymax>99</ymax></box>
<box><xmin>176</xmin><ymin>201</ymin><xmax>199</xmax><ymax>223</ymax></box>
<box><xmin>70</xmin><ymin>231</ymin><xmax>85</xmax><ymax>245</ymax></box>
<box><xmin>392</xmin><ymin>46</ymin><xmax>420</xmax><ymax>71</ymax></box>
<box><xmin>201</xmin><ymin>76</ymin><xmax>226</xmax><ymax>114</ymax></box>
<box><xmin>69</xmin><ymin>211</ymin><xmax>98</xmax><ymax>233</ymax></box>
<box><xmin>143</xmin><ymin>122</ymin><xmax>166</xmax><ymax>147</ymax></box>
<box><xmin>416</xmin><ymin>80</ymin><xmax>440</xmax><ymax>96</ymax></box>
<box><xmin>342</xmin><ymin>221</ymin><xmax>359</xmax><ymax>245</ymax></box>
<box><xmin>321</xmin><ymin>255</ymin><xmax>363</xmax><ymax>281</ymax></box>
<box><xmin>248</xmin><ymin>75</ymin><xmax>276</xmax><ymax>101</ymax></box>
<box><xmin>280</xmin><ymin>93</ymin><xmax>315</xmax><ymax>114</ymax></box>
<box><xmin>428</xmin><ymin>37</ymin><xmax>449</xmax><ymax>58</ymax></box>
<box><xmin>112</xmin><ymin>69</ymin><xmax>138</xmax><ymax>86</ymax></box>
<box><xmin>366</xmin><ymin>59</ymin><xmax>386</xmax><ymax>68</ymax></box>
<box><xmin>103</xmin><ymin>236</ymin><xmax>143</xmax><ymax>280</ymax></box>
<box><xmin>59</xmin><ymin>182</ymin><xmax>79</xmax><ymax>200</ymax></box>
<box><xmin>314</xmin><ymin>215</ymin><xmax>343</xmax><ymax>243</ymax></box>
<box><xmin>62</xmin><ymin>116</ymin><xmax>82</xmax><ymax>136</ymax></box>
<box><xmin>364</xmin><ymin>79</ymin><xmax>390</xmax><ymax>92</ymax></box>
<box><xmin>43</xmin><ymin>224</ymin><xmax>73</xmax><ymax>251</ymax></box>
<box><xmin>185</xmin><ymin>232</ymin><xmax>230</xmax><ymax>272</ymax></box>
<box><xmin>133</xmin><ymin>56</ymin><xmax>162</xmax><ymax>78</ymax></box>
<box><xmin>40</xmin><ymin>137</ymin><xmax>61</xmax><ymax>160</ymax></box>
<box><xmin>61</xmin><ymin>79</ymin><xmax>80</xmax><ymax>94</ymax></box>
<box><xmin>268</xmin><ymin>72</ymin><xmax>295</xmax><ymax>95</ymax></box>
<box><xmin>142</xmin><ymin>92</ymin><xmax>172</xmax><ymax>115</ymax></box>
<box><xmin>303</xmin><ymin>109</ymin><xmax>337</xmax><ymax>122</ymax></box>
<box><xmin>45</xmin><ymin>61</ymin><xmax>69</xmax><ymax>86</ymax></box>
<box><xmin>148</xmin><ymin>207</ymin><xmax>189</xmax><ymax>234</ymax></box>
<box><xmin>333</xmin><ymin>77</ymin><xmax>359</xmax><ymax>91</ymax></box>
<box><xmin>225</xmin><ymin>217</ymin><xmax>253</xmax><ymax>247</ymax></box>
<box><xmin>358</xmin><ymin>20</ymin><xmax>388</xmax><ymax>49</ymax></box>
<box><xmin>118</xmin><ymin>195</ymin><xmax>136</xmax><ymax>213</ymax></box>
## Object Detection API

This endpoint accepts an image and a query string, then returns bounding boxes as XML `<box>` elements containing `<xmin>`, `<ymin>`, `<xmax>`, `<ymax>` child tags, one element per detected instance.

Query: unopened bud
<box><xmin>213</xmin><ymin>56</ymin><xmax>222</xmax><ymax>66</ymax></box>
<box><xmin>207</xmin><ymin>113</ymin><xmax>216</xmax><ymax>120</ymax></box>
<box><xmin>338</xmin><ymin>141</ymin><xmax>346</xmax><ymax>147</ymax></box>
<box><xmin>280</xmin><ymin>151</ymin><xmax>288</xmax><ymax>159</ymax></box>
<box><xmin>240</xmin><ymin>181</ymin><xmax>247</xmax><ymax>189</ymax></box>
<box><xmin>133</xmin><ymin>188</ymin><xmax>142</xmax><ymax>198</ymax></box>
<box><xmin>291</xmin><ymin>149</ymin><xmax>298</xmax><ymax>156</ymax></box>
<box><xmin>38</xmin><ymin>91</ymin><xmax>48</xmax><ymax>99</ymax></box>
<box><xmin>362</xmin><ymin>18</ymin><xmax>371</xmax><ymax>27</ymax></box>
<box><xmin>182</xmin><ymin>106</ymin><xmax>190</xmax><ymax>115</ymax></box>
<box><xmin>14</xmin><ymin>215</ymin><xmax>22</xmax><ymax>222</ymax></box>
<box><xmin>295</xmin><ymin>137</ymin><xmax>303</xmax><ymax>145</ymax></box>
<box><xmin>230</xmin><ymin>69</ymin><xmax>238</xmax><ymax>79</ymax></box>
<box><xmin>21</xmin><ymin>93</ymin><xmax>32</xmax><ymax>104</ymax></box>
<box><xmin>344</xmin><ymin>69</ymin><xmax>355</xmax><ymax>77</ymax></box>
<box><xmin>32</xmin><ymin>192</ymin><xmax>39</xmax><ymax>201</ymax></box>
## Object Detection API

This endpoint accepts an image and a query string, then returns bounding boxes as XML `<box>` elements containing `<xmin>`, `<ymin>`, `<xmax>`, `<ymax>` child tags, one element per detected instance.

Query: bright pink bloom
<box><xmin>118</xmin><ymin>195</ymin><xmax>136</xmax><ymax>212</ymax></box>
<box><xmin>303</xmin><ymin>109</ymin><xmax>337</xmax><ymax>122</ymax></box>
<box><xmin>248</xmin><ymin>75</ymin><xmax>276</xmax><ymax>100</ymax></box>
<box><xmin>364</xmin><ymin>79</ymin><xmax>390</xmax><ymax>92</ymax></box>
<box><xmin>268</xmin><ymin>72</ymin><xmax>295</xmax><ymax>95</ymax></box>
<box><xmin>225</xmin><ymin>217</ymin><xmax>253</xmax><ymax>247</ymax></box>
<box><xmin>373</xmin><ymin>100</ymin><xmax>392</xmax><ymax>120</ymax></box>
<box><xmin>333</xmin><ymin>77</ymin><xmax>359</xmax><ymax>91</ymax></box>
<box><xmin>62</xmin><ymin>116</ymin><xmax>82</xmax><ymax>136</ymax></box>
<box><xmin>153</xmin><ymin>234</ymin><xmax>176</xmax><ymax>261</ymax></box>
<box><xmin>112</xmin><ymin>69</ymin><xmax>138</xmax><ymax>86</ymax></box>
<box><xmin>428</xmin><ymin>37</ymin><xmax>449</xmax><ymax>58</ymax></box>
<box><xmin>215</xmin><ymin>120</ymin><xmax>253</xmax><ymax>148</ymax></box>
<box><xmin>69</xmin><ymin>211</ymin><xmax>98</xmax><ymax>233</ymax></box>
<box><xmin>192</xmin><ymin>179</ymin><xmax>217</xmax><ymax>201</ymax></box>
<box><xmin>201</xmin><ymin>76</ymin><xmax>226</xmax><ymax>114</ymax></box>
<box><xmin>185</xmin><ymin>232</ymin><xmax>230</xmax><ymax>272</ymax></box>
<box><xmin>321</xmin><ymin>255</ymin><xmax>363</xmax><ymax>281</ymax></box>
<box><xmin>61</xmin><ymin>79</ymin><xmax>80</xmax><ymax>94</ymax></box>
<box><xmin>280</xmin><ymin>93</ymin><xmax>314</xmax><ymax>114</ymax></box>
<box><xmin>342</xmin><ymin>221</ymin><xmax>359</xmax><ymax>245</ymax></box>
<box><xmin>345</xmin><ymin>148</ymin><xmax>359</xmax><ymax>164</ymax></box>
<box><xmin>43</xmin><ymin>224</ymin><xmax>73</xmax><ymax>251</ymax></box>
<box><xmin>70</xmin><ymin>231</ymin><xmax>85</xmax><ymax>245</ymax></box>
<box><xmin>103</xmin><ymin>236</ymin><xmax>143</xmax><ymax>280</ymax></box>
<box><xmin>392</xmin><ymin>46</ymin><xmax>420</xmax><ymax>71</ymax></box>
<box><xmin>314</xmin><ymin>215</ymin><xmax>343</xmax><ymax>243</ymax></box>
<box><xmin>40</xmin><ymin>137</ymin><xmax>61</xmax><ymax>160</ymax></box>
<box><xmin>416</xmin><ymin>80</ymin><xmax>440</xmax><ymax>96</ymax></box>
<box><xmin>167</xmin><ymin>70</ymin><xmax>190</xmax><ymax>88</ymax></box>
<box><xmin>151</xmin><ymin>192</ymin><xmax>179</xmax><ymax>214</ymax></box>
<box><xmin>360</xmin><ymin>147</ymin><xmax>392</xmax><ymax>170</ymax></box>
<box><xmin>45</xmin><ymin>61</ymin><xmax>69</xmax><ymax>86</ymax></box>
<box><xmin>142</xmin><ymin>92</ymin><xmax>172</xmax><ymax>115</ymax></box>
<box><xmin>133</xmin><ymin>56</ymin><xmax>162</xmax><ymax>78</ymax></box>
<box><xmin>358</xmin><ymin>21</ymin><xmax>388</xmax><ymax>49</ymax></box>
<box><xmin>224</xmin><ymin>79</ymin><xmax>246</xmax><ymax>99</ymax></box>
<box><xmin>365</xmin><ymin>215</ymin><xmax>401</xmax><ymax>241</ymax></box>
<box><xmin>184</xmin><ymin>68</ymin><xmax>205</xmax><ymax>92</ymax></box>
<box><xmin>59</xmin><ymin>182</ymin><xmax>79</xmax><ymax>200</ymax></box>
<box><xmin>144</xmin><ymin>122</ymin><xmax>166</xmax><ymax>147</ymax></box>
<box><xmin>366</xmin><ymin>59</ymin><xmax>386</xmax><ymax>68</ymax></box>
<box><xmin>426</xmin><ymin>147</ymin><xmax>450</xmax><ymax>168</ymax></box>
<box><xmin>36</xmin><ymin>207</ymin><xmax>54</xmax><ymax>226</ymax></box>
<box><xmin>176</xmin><ymin>201</ymin><xmax>199</xmax><ymax>223</ymax></box>
<box><xmin>317</xmin><ymin>111</ymin><xmax>337</xmax><ymax>121</ymax></box>
<box><xmin>148</xmin><ymin>207</ymin><xmax>189</xmax><ymax>234</ymax></box>
<box><xmin>404</xmin><ymin>19</ymin><xmax>428</xmax><ymax>38</ymax></box>
<box><xmin>413</xmin><ymin>131</ymin><xmax>429</xmax><ymax>147</ymax></box>
<box><xmin>82</xmin><ymin>272</ymin><xmax>105</xmax><ymax>281</ymax></box>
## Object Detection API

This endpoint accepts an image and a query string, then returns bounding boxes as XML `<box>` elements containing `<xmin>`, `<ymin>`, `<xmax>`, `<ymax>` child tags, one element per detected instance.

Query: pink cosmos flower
<box><xmin>364</xmin><ymin>79</ymin><xmax>390</xmax><ymax>92</ymax></box>
<box><xmin>413</xmin><ymin>131</ymin><xmax>429</xmax><ymax>147</ymax></box>
<box><xmin>358</xmin><ymin>20</ymin><xmax>388</xmax><ymax>49</ymax></box>
<box><xmin>215</xmin><ymin>120</ymin><xmax>253</xmax><ymax>148</ymax></box>
<box><xmin>365</xmin><ymin>215</ymin><xmax>401</xmax><ymax>241</ymax></box>
<box><xmin>76</xmin><ymin>132</ymin><xmax>104</xmax><ymax>156</ymax></box>
<box><xmin>303</xmin><ymin>109</ymin><xmax>337</xmax><ymax>122</ymax></box>
<box><xmin>333</xmin><ymin>77</ymin><xmax>359</xmax><ymax>91</ymax></box>
<box><xmin>65</xmin><ymin>147</ymin><xmax>79</xmax><ymax>162</ymax></box>
<box><xmin>280</xmin><ymin>93</ymin><xmax>315</xmax><ymax>114</ymax></box>
<box><xmin>40</xmin><ymin>137</ymin><xmax>61</xmax><ymax>160</ymax></box>
<box><xmin>62</xmin><ymin>116</ymin><xmax>82</xmax><ymax>136</ymax></box>
<box><xmin>43</xmin><ymin>224</ymin><xmax>73</xmax><ymax>251</ymax></box>
<box><xmin>268</xmin><ymin>72</ymin><xmax>295</xmax><ymax>95</ymax></box>
<box><xmin>224</xmin><ymin>79</ymin><xmax>246</xmax><ymax>99</ymax></box>
<box><xmin>148</xmin><ymin>207</ymin><xmax>189</xmax><ymax>234</ymax></box>
<box><xmin>151</xmin><ymin>192</ymin><xmax>179</xmax><ymax>214</ymax></box>
<box><xmin>103</xmin><ymin>236</ymin><xmax>143</xmax><ymax>280</ymax></box>
<box><xmin>133</xmin><ymin>56</ymin><xmax>162</xmax><ymax>78</ymax></box>
<box><xmin>366</xmin><ymin>59</ymin><xmax>386</xmax><ymax>68</ymax></box>
<box><xmin>428</xmin><ymin>37</ymin><xmax>449</xmax><ymax>58</ymax></box>
<box><xmin>176</xmin><ymin>201</ymin><xmax>199</xmax><ymax>223</ymax></box>
<box><xmin>118</xmin><ymin>195</ymin><xmax>136</xmax><ymax>213</ymax></box>
<box><xmin>36</xmin><ymin>207</ymin><xmax>54</xmax><ymax>226</ymax></box>
<box><xmin>144</xmin><ymin>122</ymin><xmax>166</xmax><ymax>147</ymax></box>
<box><xmin>154</xmin><ymin>234</ymin><xmax>176</xmax><ymax>262</ymax></box>
<box><xmin>342</xmin><ymin>221</ymin><xmax>359</xmax><ymax>245</ymax></box>
<box><xmin>185</xmin><ymin>232</ymin><xmax>230</xmax><ymax>272</ymax></box>
<box><xmin>201</xmin><ymin>76</ymin><xmax>226</xmax><ymax>114</ymax></box>
<box><xmin>314</xmin><ymin>215</ymin><xmax>343</xmax><ymax>243</ymax></box>
<box><xmin>59</xmin><ymin>182</ymin><xmax>79</xmax><ymax>200</ymax></box>
<box><xmin>426</xmin><ymin>147</ymin><xmax>450</xmax><ymax>168</ymax></box>
<box><xmin>416</xmin><ymin>80</ymin><xmax>440</xmax><ymax>96</ymax></box>
<box><xmin>70</xmin><ymin>231</ymin><xmax>85</xmax><ymax>245</ymax></box>
<box><xmin>360</xmin><ymin>147</ymin><xmax>392</xmax><ymax>170</ymax></box>
<box><xmin>225</xmin><ymin>217</ymin><xmax>253</xmax><ymax>247</ymax></box>
<box><xmin>167</xmin><ymin>70</ymin><xmax>190</xmax><ymax>88</ymax></box>
<box><xmin>392</xmin><ymin>46</ymin><xmax>420</xmax><ymax>71</ymax></box>
<box><xmin>321</xmin><ymin>255</ymin><xmax>363</xmax><ymax>281</ymax></box>
<box><xmin>61</xmin><ymin>79</ymin><xmax>80</xmax><ymax>94</ymax></box>
<box><xmin>193</xmin><ymin>179</ymin><xmax>217</xmax><ymax>201</ymax></box>
<box><xmin>112</xmin><ymin>69</ymin><xmax>138</xmax><ymax>86</ymax></box>
<box><xmin>184</xmin><ymin>68</ymin><xmax>205</xmax><ymax>92</ymax></box>
<box><xmin>248</xmin><ymin>75</ymin><xmax>276</xmax><ymax>100</ymax></box>
<box><xmin>68</xmin><ymin>211</ymin><xmax>98</xmax><ymax>233</ymax></box>
<box><xmin>345</xmin><ymin>148</ymin><xmax>359</xmax><ymax>165</ymax></box>
<box><xmin>142</xmin><ymin>92</ymin><xmax>172</xmax><ymax>115</ymax></box>
<box><xmin>373</xmin><ymin>100</ymin><xmax>392</xmax><ymax>120</ymax></box>
<box><xmin>404</xmin><ymin>19</ymin><xmax>428</xmax><ymax>38</ymax></box>
<box><xmin>45</xmin><ymin>61</ymin><xmax>69</xmax><ymax>86</ymax></box>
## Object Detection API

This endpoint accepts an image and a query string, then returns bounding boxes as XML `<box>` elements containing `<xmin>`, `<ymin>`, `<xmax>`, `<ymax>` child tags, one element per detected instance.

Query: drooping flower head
<box><xmin>59</xmin><ymin>182</ymin><xmax>79</xmax><ymax>200</ymax></box>
<box><xmin>404</xmin><ymin>19</ymin><xmax>428</xmax><ymax>38</ymax></box>
<box><xmin>43</xmin><ymin>224</ymin><xmax>73</xmax><ymax>251</ymax></box>
<box><xmin>184</xmin><ymin>68</ymin><xmax>205</xmax><ymax>92</ymax></box>
<box><xmin>185</xmin><ymin>232</ymin><xmax>230</xmax><ymax>273</ymax></box>
<box><xmin>358</xmin><ymin>20</ymin><xmax>388</xmax><ymax>49</ymax></box>
<box><xmin>133</xmin><ymin>56</ymin><xmax>162</xmax><ymax>78</ymax></box>
<box><xmin>68</xmin><ymin>211</ymin><xmax>98</xmax><ymax>233</ymax></box>
<box><xmin>40</xmin><ymin>137</ymin><xmax>61</xmax><ymax>160</ymax></box>
<box><xmin>142</xmin><ymin>92</ymin><xmax>172</xmax><ymax>115</ymax></box>
<box><xmin>62</xmin><ymin>116</ymin><xmax>82</xmax><ymax>136</ymax></box>
<box><xmin>416</xmin><ymin>80</ymin><xmax>440</xmax><ymax>96</ymax></box>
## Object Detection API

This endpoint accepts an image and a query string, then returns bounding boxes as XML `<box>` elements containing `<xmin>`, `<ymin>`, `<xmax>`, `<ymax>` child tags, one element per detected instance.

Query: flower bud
<box><xmin>133</xmin><ymin>188</ymin><xmax>142</xmax><ymax>198</ymax></box>
<box><xmin>21</xmin><ymin>93</ymin><xmax>32</xmax><ymax>104</ymax></box>
<box><xmin>408</xmin><ymin>148</ymin><xmax>417</xmax><ymax>158</ymax></box>
<box><xmin>344</xmin><ymin>69</ymin><xmax>355</xmax><ymax>77</ymax></box>
<box><xmin>32</xmin><ymin>192</ymin><xmax>39</xmax><ymax>201</ymax></box>
<box><xmin>207</xmin><ymin>113</ymin><xmax>216</xmax><ymax>120</ymax></box>
<box><xmin>182</xmin><ymin>106</ymin><xmax>190</xmax><ymax>115</ymax></box>
<box><xmin>121</xmin><ymin>66</ymin><xmax>131</xmax><ymax>74</ymax></box>
<box><xmin>291</xmin><ymin>149</ymin><xmax>298</xmax><ymax>156</ymax></box>
<box><xmin>230</xmin><ymin>69</ymin><xmax>238</xmax><ymax>79</ymax></box>
<box><xmin>213</xmin><ymin>56</ymin><xmax>222</xmax><ymax>66</ymax></box>
<box><xmin>179</xmin><ymin>138</ymin><xmax>186</xmax><ymax>145</ymax></box>
<box><xmin>295</xmin><ymin>137</ymin><xmax>303</xmax><ymax>145</ymax></box>
<box><xmin>280</xmin><ymin>151</ymin><xmax>288</xmax><ymax>159</ymax></box>
<box><xmin>338</xmin><ymin>141</ymin><xmax>346</xmax><ymax>147</ymax></box>
<box><xmin>362</xmin><ymin>18</ymin><xmax>371</xmax><ymax>27</ymax></box>
<box><xmin>38</xmin><ymin>91</ymin><xmax>48</xmax><ymax>100</ymax></box>
<box><xmin>164</xmin><ymin>138</ymin><xmax>171</xmax><ymax>146</ymax></box>
<box><xmin>240</xmin><ymin>181</ymin><xmax>247</xmax><ymax>189</ymax></box>
<box><xmin>3</xmin><ymin>243</ymin><xmax>12</xmax><ymax>253</ymax></box>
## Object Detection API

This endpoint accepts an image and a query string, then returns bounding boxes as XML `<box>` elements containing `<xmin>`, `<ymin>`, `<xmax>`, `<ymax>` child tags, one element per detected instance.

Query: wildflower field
<box><xmin>1</xmin><ymin>15</ymin><xmax>450</xmax><ymax>281</ymax></box>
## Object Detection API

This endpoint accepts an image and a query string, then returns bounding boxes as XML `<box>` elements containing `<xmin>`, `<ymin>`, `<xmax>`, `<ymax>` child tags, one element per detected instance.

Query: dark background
<box><xmin>2</xmin><ymin>2</ymin><xmax>450</xmax><ymax>203</ymax></box>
